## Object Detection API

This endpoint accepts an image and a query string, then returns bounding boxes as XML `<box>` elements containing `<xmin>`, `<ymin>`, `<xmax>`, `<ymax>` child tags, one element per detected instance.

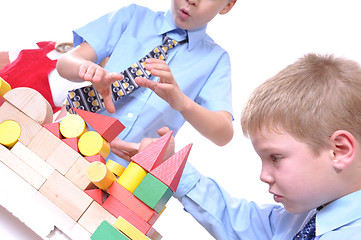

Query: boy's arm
<box><xmin>135</xmin><ymin>58</ymin><xmax>233</xmax><ymax>146</ymax></box>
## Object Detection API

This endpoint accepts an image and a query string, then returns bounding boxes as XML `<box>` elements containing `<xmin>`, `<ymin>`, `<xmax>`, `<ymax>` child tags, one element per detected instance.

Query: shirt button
<box><xmin>127</xmin><ymin>113</ymin><xmax>133</xmax><ymax>118</ymax></box>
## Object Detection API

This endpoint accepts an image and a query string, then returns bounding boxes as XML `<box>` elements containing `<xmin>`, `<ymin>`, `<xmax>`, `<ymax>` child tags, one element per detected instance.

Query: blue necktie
<box><xmin>65</xmin><ymin>35</ymin><xmax>187</xmax><ymax>113</ymax></box>
<box><xmin>293</xmin><ymin>213</ymin><xmax>317</xmax><ymax>240</ymax></box>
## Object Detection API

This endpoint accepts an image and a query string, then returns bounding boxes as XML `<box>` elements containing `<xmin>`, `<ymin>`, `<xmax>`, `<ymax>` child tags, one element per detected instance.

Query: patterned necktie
<box><xmin>293</xmin><ymin>207</ymin><xmax>323</xmax><ymax>240</ymax></box>
<box><xmin>65</xmin><ymin>34</ymin><xmax>188</xmax><ymax>113</ymax></box>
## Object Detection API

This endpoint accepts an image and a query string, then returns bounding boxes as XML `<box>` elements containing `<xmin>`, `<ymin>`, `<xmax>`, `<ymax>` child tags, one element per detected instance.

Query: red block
<box><xmin>85</xmin><ymin>154</ymin><xmax>106</xmax><ymax>164</ymax></box>
<box><xmin>73</xmin><ymin>108</ymin><xmax>125</xmax><ymax>142</ymax></box>
<box><xmin>102</xmin><ymin>195</ymin><xmax>154</xmax><ymax>235</ymax></box>
<box><xmin>42</xmin><ymin>122</ymin><xmax>61</xmax><ymax>139</ymax></box>
<box><xmin>107</xmin><ymin>182</ymin><xmax>159</xmax><ymax>224</ymax></box>
<box><xmin>151</xmin><ymin>143</ymin><xmax>192</xmax><ymax>192</ymax></box>
<box><xmin>131</xmin><ymin>130</ymin><xmax>173</xmax><ymax>172</ymax></box>
<box><xmin>84</xmin><ymin>188</ymin><xmax>106</xmax><ymax>205</ymax></box>
<box><xmin>62</xmin><ymin>137</ymin><xmax>79</xmax><ymax>152</ymax></box>
<box><xmin>0</xmin><ymin>95</ymin><xmax>5</xmax><ymax>107</ymax></box>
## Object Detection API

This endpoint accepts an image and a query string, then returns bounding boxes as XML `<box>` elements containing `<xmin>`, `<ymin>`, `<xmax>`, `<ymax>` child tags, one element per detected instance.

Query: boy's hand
<box><xmin>79</xmin><ymin>62</ymin><xmax>124</xmax><ymax>113</ymax></box>
<box><xmin>135</xmin><ymin>58</ymin><xmax>187</xmax><ymax>112</ymax></box>
<box><xmin>110</xmin><ymin>127</ymin><xmax>175</xmax><ymax>162</ymax></box>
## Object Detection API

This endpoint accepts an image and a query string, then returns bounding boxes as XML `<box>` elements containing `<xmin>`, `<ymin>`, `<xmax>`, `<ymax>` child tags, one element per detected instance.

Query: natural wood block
<box><xmin>0</xmin><ymin>119</ymin><xmax>21</xmax><ymax>148</ymax></box>
<box><xmin>117</xmin><ymin>162</ymin><xmax>147</xmax><ymax>193</ymax></box>
<box><xmin>87</xmin><ymin>161</ymin><xmax>116</xmax><ymax>191</ymax></box>
<box><xmin>91</xmin><ymin>221</ymin><xmax>129</xmax><ymax>240</ymax></box>
<box><xmin>0</xmin><ymin>143</ymin><xmax>46</xmax><ymax>189</ymax></box>
<box><xmin>59</xmin><ymin>113</ymin><xmax>87</xmax><ymax>139</ymax></box>
<box><xmin>39</xmin><ymin>170</ymin><xmax>93</xmax><ymax>221</ymax></box>
<box><xmin>79</xmin><ymin>131</ymin><xmax>110</xmax><ymax>159</ymax></box>
<box><xmin>27</xmin><ymin>126</ymin><xmax>62</xmax><ymax>160</ymax></box>
<box><xmin>133</xmin><ymin>173</ymin><xmax>173</xmax><ymax>213</ymax></box>
<box><xmin>11</xmin><ymin>141</ymin><xmax>54</xmax><ymax>179</ymax></box>
<box><xmin>107</xmin><ymin>182</ymin><xmax>159</xmax><ymax>224</ymax></box>
<box><xmin>4</xmin><ymin>87</ymin><xmax>53</xmax><ymax>124</ymax></box>
<box><xmin>78</xmin><ymin>201</ymin><xmax>116</xmax><ymax>234</ymax></box>
<box><xmin>46</xmin><ymin>141</ymin><xmax>81</xmax><ymax>175</ymax></box>
<box><xmin>65</xmin><ymin>156</ymin><xmax>92</xmax><ymax>190</ymax></box>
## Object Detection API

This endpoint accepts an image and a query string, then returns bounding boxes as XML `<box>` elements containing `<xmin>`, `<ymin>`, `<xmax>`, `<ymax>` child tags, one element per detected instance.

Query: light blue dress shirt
<box><xmin>72</xmin><ymin>4</ymin><xmax>233</xmax><ymax>166</ymax></box>
<box><xmin>175</xmin><ymin>163</ymin><xmax>361</xmax><ymax>239</ymax></box>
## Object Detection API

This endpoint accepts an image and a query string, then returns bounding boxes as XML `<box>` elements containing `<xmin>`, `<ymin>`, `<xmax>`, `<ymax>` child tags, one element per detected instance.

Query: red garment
<box><xmin>0</xmin><ymin>41</ymin><xmax>60</xmax><ymax>113</ymax></box>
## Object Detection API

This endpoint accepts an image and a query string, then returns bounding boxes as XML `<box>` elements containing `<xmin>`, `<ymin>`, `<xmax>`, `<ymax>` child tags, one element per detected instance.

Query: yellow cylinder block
<box><xmin>106</xmin><ymin>159</ymin><xmax>125</xmax><ymax>177</ymax></box>
<box><xmin>59</xmin><ymin>114</ymin><xmax>87</xmax><ymax>138</ymax></box>
<box><xmin>78</xmin><ymin>131</ymin><xmax>110</xmax><ymax>159</ymax></box>
<box><xmin>0</xmin><ymin>77</ymin><xmax>11</xmax><ymax>97</ymax></box>
<box><xmin>87</xmin><ymin>161</ymin><xmax>116</xmax><ymax>190</ymax></box>
<box><xmin>0</xmin><ymin>120</ymin><xmax>21</xmax><ymax>148</ymax></box>
<box><xmin>117</xmin><ymin>162</ymin><xmax>147</xmax><ymax>193</ymax></box>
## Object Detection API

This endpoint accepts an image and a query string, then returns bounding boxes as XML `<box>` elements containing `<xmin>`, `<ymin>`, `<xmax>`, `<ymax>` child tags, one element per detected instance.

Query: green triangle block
<box><xmin>133</xmin><ymin>173</ymin><xmax>173</xmax><ymax>213</ymax></box>
<box><xmin>91</xmin><ymin>221</ymin><xmax>129</xmax><ymax>240</ymax></box>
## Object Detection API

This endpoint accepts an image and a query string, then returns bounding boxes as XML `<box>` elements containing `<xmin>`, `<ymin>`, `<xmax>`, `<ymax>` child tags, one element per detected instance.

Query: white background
<box><xmin>1</xmin><ymin>0</ymin><xmax>361</xmax><ymax>239</ymax></box>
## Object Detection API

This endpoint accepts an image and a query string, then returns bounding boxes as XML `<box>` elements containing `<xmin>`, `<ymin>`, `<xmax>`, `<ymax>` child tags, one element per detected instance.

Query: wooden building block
<box><xmin>0</xmin><ymin>76</ymin><xmax>11</xmax><ymax>96</ymax></box>
<box><xmin>91</xmin><ymin>221</ymin><xmax>129</xmax><ymax>240</ymax></box>
<box><xmin>73</xmin><ymin>108</ymin><xmax>125</xmax><ymax>142</ymax></box>
<box><xmin>117</xmin><ymin>162</ymin><xmax>147</xmax><ymax>193</ymax></box>
<box><xmin>0</xmin><ymin>144</ymin><xmax>46</xmax><ymax>189</ymax></box>
<box><xmin>151</xmin><ymin>143</ymin><xmax>192</xmax><ymax>192</ymax></box>
<box><xmin>85</xmin><ymin>154</ymin><xmax>106</xmax><ymax>164</ymax></box>
<box><xmin>42</xmin><ymin>122</ymin><xmax>61</xmax><ymax>139</ymax></box>
<box><xmin>79</xmin><ymin>131</ymin><xmax>110</xmax><ymax>159</ymax></box>
<box><xmin>134</xmin><ymin>173</ymin><xmax>173</xmax><ymax>213</ymax></box>
<box><xmin>87</xmin><ymin>161</ymin><xmax>116</xmax><ymax>191</ymax></box>
<box><xmin>39</xmin><ymin>170</ymin><xmax>93</xmax><ymax>221</ymax></box>
<box><xmin>0</xmin><ymin>101</ymin><xmax>42</xmax><ymax>146</ymax></box>
<box><xmin>114</xmin><ymin>216</ymin><xmax>149</xmax><ymax>240</ymax></box>
<box><xmin>107</xmin><ymin>182</ymin><xmax>159</xmax><ymax>224</ymax></box>
<box><xmin>46</xmin><ymin>141</ymin><xmax>81</xmax><ymax>175</ymax></box>
<box><xmin>27</xmin><ymin>126</ymin><xmax>62</xmax><ymax>160</ymax></box>
<box><xmin>62</xmin><ymin>137</ymin><xmax>79</xmax><ymax>152</ymax></box>
<box><xmin>84</xmin><ymin>188</ymin><xmax>107</xmax><ymax>205</ymax></box>
<box><xmin>78</xmin><ymin>201</ymin><xmax>117</xmax><ymax>234</ymax></box>
<box><xmin>0</xmin><ymin>95</ymin><xmax>5</xmax><ymax>106</ymax></box>
<box><xmin>102</xmin><ymin>195</ymin><xmax>154</xmax><ymax>235</ymax></box>
<box><xmin>65</xmin><ymin>156</ymin><xmax>92</xmax><ymax>190</ymax></box>
<box><xmin>0</xmin><ymin>119</ymin><xmax>21</xmax><ymax>148</ymax></box>
<box><xmin>11</xmin><ymin>141</ymin><xmax>54</xmax><ymax>179</ymax></box>
<box><xmin>131</xmin><ymin>130</ymin><xmax>173</xmax><ymax>172</ymax></box>
<box><xmin>59</xmin><ymin>113</ymin><xmax>87</xmax><ymax>139</ymax></box>
<box><xmin>4</xmin><ymin>87</ymin><xmax>53</xmax><ymax>124</ymax></box>
<box><xmin>106</xmin><ymin>159</ymin><xmax>125</xmax><ymax>177</ymax></box>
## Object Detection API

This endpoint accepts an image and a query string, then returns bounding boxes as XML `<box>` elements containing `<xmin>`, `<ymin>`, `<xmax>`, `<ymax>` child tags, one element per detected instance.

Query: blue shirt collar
<box><xmin>158</xmin><ymin>10</ymin><xmax>207</xmax><ymax>51</ymax></box>
<box><xmin>316</xmin><ymin>189</ymin><xmax>361</xmax><ymax>236</ymax></box>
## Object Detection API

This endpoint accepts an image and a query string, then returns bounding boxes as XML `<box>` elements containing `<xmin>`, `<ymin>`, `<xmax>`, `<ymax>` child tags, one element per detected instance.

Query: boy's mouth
<box><xmin>179</xmin><ymin>8</ymin><xmax>191</xmax><ymax>19</ymax></box>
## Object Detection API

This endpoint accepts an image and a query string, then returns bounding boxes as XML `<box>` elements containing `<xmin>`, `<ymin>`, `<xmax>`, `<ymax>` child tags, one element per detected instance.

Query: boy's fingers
<box><xmin>135</xmin><ymin>77</ymin><xmax>158</xmax><ymax>91</ymax></box>
<box><xmin>102</xmin><ymin>93</ymin><xmax>115</xmax><ymax>113</ymax></box>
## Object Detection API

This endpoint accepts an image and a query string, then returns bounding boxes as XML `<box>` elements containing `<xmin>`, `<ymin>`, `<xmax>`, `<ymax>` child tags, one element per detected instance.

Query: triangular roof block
<box><xmin>72</xmin><ymin>108</ymin><xmax>125</xmax><ymax>142</ymax></box>
<box><xmin>131</xmin><ymin>130</ymin><xmax>173</xmax><ymax>172</ymax></box>
<box><xmin>150</xmin><ymin>143</ymin><xmax>192</xmax><ymax>192</ymax></box>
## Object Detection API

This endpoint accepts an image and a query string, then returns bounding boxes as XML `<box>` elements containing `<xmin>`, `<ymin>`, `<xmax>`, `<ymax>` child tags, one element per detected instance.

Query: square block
<box><xmin>91</xmin><ymin>221</ymin><xmax>129</xmax><ymax>240</ymax></box>
<box><xmin>133</xmin><ymin>173</ymin><xmax>173</xmax><ymax>213</ymax></box>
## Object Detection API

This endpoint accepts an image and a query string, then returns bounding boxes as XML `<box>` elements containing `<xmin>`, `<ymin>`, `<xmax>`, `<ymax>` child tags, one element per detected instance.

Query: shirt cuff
<box><xmin>174</xmin><ymin>162</ymin><xmax>201</xmax><ymax>199</ymax></box>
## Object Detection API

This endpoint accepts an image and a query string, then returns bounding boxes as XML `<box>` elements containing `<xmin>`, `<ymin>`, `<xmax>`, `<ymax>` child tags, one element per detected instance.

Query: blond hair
<box><xmin>241</xmin><ymin>53</ymin><xmax>361</xmax><ymax>153</ymax></box>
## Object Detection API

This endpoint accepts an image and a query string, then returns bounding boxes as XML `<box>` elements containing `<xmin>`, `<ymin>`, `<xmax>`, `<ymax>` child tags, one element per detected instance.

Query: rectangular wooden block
<box><xmin>0</xmin><ymin>144</ymin><xmax>46</xmax><ymax>189</ymax></box>
<box><xmin>27</xmin><ymin>126</ymin><xmax>62</xmax><ymax>160</ymax></box>
<box><xmin>134</xmin><ymin>173</ymin><xmax>173</xmax><ymax>213</ymax></box>
<box><xmin>65</xmin><ymin>156</ymin><xmax>92</xmax><ymax>190</ymax></box>
<box><xmin>102</xmin><ymin>195</ymin><xmax>154</xmax><ymax>235</ymax></box>
<box><xmin>39</xmin><ymin>170</ymin><xmax>93</xmax><ymax>221</ymax></box>
<box><xmin>11</xmin><ymin>141</ymin><xmax>54</xmax><ymax>179</ymax></box>
<box><xmin>107</xmin><ymin>182</ymin><xmax>159</xmax><ymax>224</ymax></box>
<box><xmin>78</xmin><ymin>201</ymin><xmax>117</xmax><ymax>234</ymax></box>
<box><xmin>114</xmin><ymin>216</ymin><xmax>150</xmax><ymax>240</ymax></box>
<box><xmin>91</xmin><ymin>221</ymin><xmax>129</xmax><ymax>240</ymax></box>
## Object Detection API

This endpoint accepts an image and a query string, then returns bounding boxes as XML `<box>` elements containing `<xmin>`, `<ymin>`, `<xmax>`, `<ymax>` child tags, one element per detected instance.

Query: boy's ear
<box><xmin>329</xmin><ymin>130</ymin><xmax>356</xmax><ymax>171</ymax></box>
<box><xmin>219</xmin><ymin>0</ymin><xmax>237</xmax><ymax>15</ymax></box>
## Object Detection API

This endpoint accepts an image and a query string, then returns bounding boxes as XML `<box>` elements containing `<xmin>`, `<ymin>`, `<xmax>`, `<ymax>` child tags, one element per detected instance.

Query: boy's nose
<box><xmin>259</xmin><ymin>164</ymin><xmax>274</xmax><ymax>185</ymax></box>
<box><xmin>187</xmin><ymin>0</ymin><xmax>198</xmax><ymax>7</ymax></box>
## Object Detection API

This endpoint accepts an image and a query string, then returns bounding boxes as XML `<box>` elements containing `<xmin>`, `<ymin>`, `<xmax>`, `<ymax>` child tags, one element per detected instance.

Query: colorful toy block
<box><xmin>84</xmin><ymin>188</ymin><xmax>107</xmax><ymax>205</ymax></box>
<box><xmin>114</xmin><ymin>216</ymin><xmax>149</xmax><ymax>240</ymax></box>
<box><xmin>106</xmin><ymin>159</ymin><xmax>125</xmax><ymax>177</ymax></box>
<box><xmin>117</xmin><ymin>162</ymin><xmax>147</xmax><ymax>193</ymax></box>
<box><xmin>134</xmin><ymin>173</ymin><xmax>173</xmax><ymax>213</ymax></box>
<box><xmin>0</xmin><ymin>119</ymin><xmax>21</xmax><ymax>148</ymax></box>
<box><xmin>85</xmin><ymin>154</ymin><xmax>106</xmax><ymax>164</ymax></box>
<box><xmin>78</xmin><ymin>131</ymin><xmax>110</xmax><ymax>159</ymax></box>
<box><xmin>59</xmin><ymin>113</ymin><xmax>87</xmax><ymax>138</ymax></box>
<box><xmin>0</xmin><ymin>95</ymin><xmax>5</xmax><ymax>107</ymax></box>
<box><xmin>42</xmin><ymin>122</ymin><xmax>61</xmax><ymax>139</ymax></box>
<box><xmin>73</xmin><ymin>108</ymin><xmax>125</xmax><ymax>142</ymax></box>
<box><xmin>151</xmin><ymin>143</ymin><xmax>192</xmax><ymax>192</ymax></box>
<box><xmin>62</xmin><ymin>137</ymin><xmax>79</xmax><ymax>152</ymax></box>
<box><xmin>87</xmin><ymin>161</ymin><xmax>116</xmax><ymax>191</ymax></box>
<box><xmin>91</xmin><ymin>221</ymin><xmax>129</xmax><ymax>240</ymax></box>
<box><xmin>131</xmin><ymin>130</ymin><xmax>173</xmax><ymax>172</ymax></box>
<box><xmin>0</xmin><ymin>76</ymin><xmax>11</xmax><ymax>96</ymax></box>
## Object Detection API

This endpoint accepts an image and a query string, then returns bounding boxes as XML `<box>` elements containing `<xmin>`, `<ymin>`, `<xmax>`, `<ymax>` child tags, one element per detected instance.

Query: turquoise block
<box><xmin>91</xmin><ymin>221</ymin><xmax>129</xmax><ymax>240</ymax></box>
<box><xmin>133</xmin><ymin>173</ymin><xmax>173</xmax><ymax>213</ymax></box>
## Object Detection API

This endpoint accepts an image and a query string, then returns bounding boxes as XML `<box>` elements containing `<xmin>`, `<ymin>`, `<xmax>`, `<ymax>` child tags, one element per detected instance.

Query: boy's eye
<box><xmin>270</xmin><ymin>154</ymin><xmax>281</xmax><ymax>162</ymax></box>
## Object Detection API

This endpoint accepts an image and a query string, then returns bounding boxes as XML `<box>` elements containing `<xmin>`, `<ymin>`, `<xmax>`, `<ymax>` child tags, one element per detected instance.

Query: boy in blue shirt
<box><xmin>130</xmin><ymin>53</ymin><xmax>361</xmax><ymax>239</ymax></box>
<box><xmin>57</xmin><ymin>0</ymin><xmax>237</xmax><ymax>166</ymax></box>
